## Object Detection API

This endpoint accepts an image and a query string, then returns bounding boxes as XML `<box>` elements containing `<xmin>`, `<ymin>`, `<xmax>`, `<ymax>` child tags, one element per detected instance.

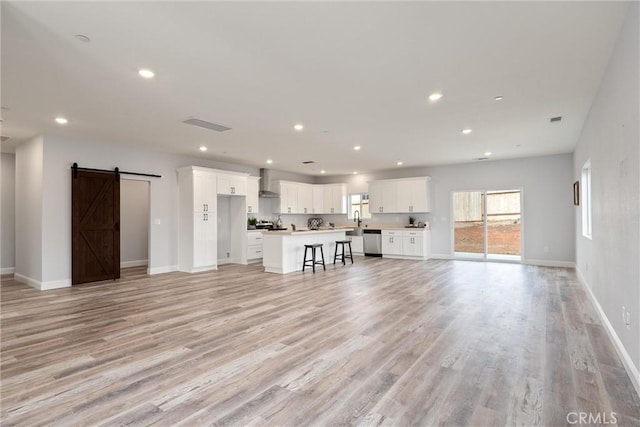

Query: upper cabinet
<box><xmin>322</xmin><ymin>183</ymin><xmax>347</xmax><ymax>214</ymax></box>
<box><xmin>217</xmin><ymin>173</ymin><xmax>247</xmax><ymax>196</ymax></box>
<box><xmin>274</xmin><ymin>181</ymin><xmax>347</xmax><ymax>214</ymax></box>
<box><xmin>370</xmin><ymin>177</ymin><xmax>431</xmax><ymax>213</ymax></box>
<box><xmin>246</xmin><ymin>176</ymin><xmax>260</xmax><ymax>214</ymax></box>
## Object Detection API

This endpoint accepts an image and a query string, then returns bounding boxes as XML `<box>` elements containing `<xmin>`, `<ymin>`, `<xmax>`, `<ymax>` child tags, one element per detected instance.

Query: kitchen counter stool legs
<box><xmin>303</xmin><ymin>244</ymin><xmax>325</xmax><ymax>273</ymax></box>
<box><xmin>334</xmin><ymin>240</ymin><xmax>353</xmax><ymax>265</ymax></box>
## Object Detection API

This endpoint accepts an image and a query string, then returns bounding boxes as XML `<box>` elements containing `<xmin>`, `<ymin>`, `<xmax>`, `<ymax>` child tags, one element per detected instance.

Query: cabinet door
<box><xmin>381</xmin><ymin>181</ymin><xmax>398</xmax><ymax>213</ymax></box>
<box><xmin>382</xmin><ymin>231</ymin><xmax>402</xmax><ymax>255</ymax></box>
<box><xmin>396</xmin><ymin>183</ymin><xmax>413</xmax><ymax>213</ymax></box>
<box><xmin>217</xmin><ymin>174</ymin><xmax>246</xmax><ymax>196</ymax></box>
<box><xmin>246</xmin><ymin>178</ymin><xmax>259</xmax><ymax>214</ymax></box>
<box><xmin>194</xmin><ymin>212</ymin><xmax>216</xmax><ymax>267</ymax></box>
<box><xmin>402</xmin><ymin>235</ymin><xmax>419</xmax><ymax>257</ymax></box>
<box><xmin>322</xmin><ymin>185</ymin><xmax>334</xmax><ymax>214</ymax></box>
<box><xmin>312</xmin><ymin>185</ymin><xmax>324</xmax><ymax>214</ymax></box>
<box><xmin>194</xmin><ymin>172</ymin><xmax>216</xmax><ymax>212</ymax></box>
<box><xmin>408</xmin><ymin>178</ymin><xmax>428</xmax><ymax>212</ymax></box>
<box><xmin>348</xmin><ymin>236</ymin><xmax>364</xmax><ymax>254</ymax></box>
<box><xmin>297</xmin><ymin>184</ymin><xmax>313</xmax><ymax>214</ymax></box>
<box><xmin>369</xmin><ymin>182</ymin><xmax>382</xmax><ymax>214</ymax></box>
<box><xmin>280</xmin><ymin>182</ymin><xmax>298</xmax><ymax>214</ymax></box>
<box><xmin>331</xmin><ymin>184</ymin><xmax>347</xmax><ymax>214</ymax></box>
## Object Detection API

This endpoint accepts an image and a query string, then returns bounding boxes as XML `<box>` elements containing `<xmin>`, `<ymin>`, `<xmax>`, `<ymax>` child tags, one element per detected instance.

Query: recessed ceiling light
<box><xmin>266</xmin><ymin>159</ymin><xmax>273</xmax><ymax>164</ymax></box>
<box><xmin>462</xmin><ymin>128</ymin><xmax>473</xmax><ymax>135</ymax></box>
<box><xmin>138</xmin><ymin>69</ymin><xmax>155</xmax><ymax>79</ymax></box>
<box><xmin>484</xmin><ymin>151</ymin><xmax>492</xmax><ymax>156</ymax></box>
<box><xmin>353</xmin><ymin>171</ymin><xmax>358</xmax><ymax>175</ymax></box>
<box><xmin>320</xmin><ymin>170</ymin><xmax>326</xmax><ymax>174</ymax></box>
<box><xmin>495</xmin><ymin>96</ymin><xmax>504</xmax><ymax>101</ymax></box>
<box><xmin>397</xmin><ymin>161</ymin><xmax>403</xmax><ymax>166</ymax></box>
<box><xmin>199</xmin><ymin>146</ymin><xmax>207</xmax><ymax>152</ymax></box>
<box><xmin>429</xmin><ymin>93</ymin><xmax>443</xmax><ymax>102</ymax></box>
<box><xmin>293</xmin><ymin>123</ymin><xmax>304</xmax><ymax>131</ymax></box>
<box><xmin>75</xmin><ymin>34</ymin><xmax>91</xmax><ymax>43</ymax></box>
<box><xmin>55</xmin><ymin>117</ymin><xmax>68</xmax><ymax>125</ymax></box>
<box><xmin>353</xmin><ymin>146</ymin><xmax>361</xmax><ymax>151</ymax></box>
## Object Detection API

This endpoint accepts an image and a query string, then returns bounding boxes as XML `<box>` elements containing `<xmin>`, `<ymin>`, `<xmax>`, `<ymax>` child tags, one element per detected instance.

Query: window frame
<box><xmin>347</xmin><ymin>193</ymin><xmax>371</xmax><ymax>220</ymax></box>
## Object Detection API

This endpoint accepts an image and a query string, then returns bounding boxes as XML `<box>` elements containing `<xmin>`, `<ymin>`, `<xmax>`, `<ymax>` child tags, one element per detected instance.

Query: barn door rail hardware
<box><xmin>71</xmin><ymin>163</ymin><xmax>161</xmax><ymax>179</ymax></box>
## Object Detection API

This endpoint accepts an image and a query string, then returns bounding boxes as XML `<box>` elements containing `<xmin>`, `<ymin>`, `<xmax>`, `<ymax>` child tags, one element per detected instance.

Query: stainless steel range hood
<box><xmin>259</xmin><ymin>168</ymin><xmax>280</xmax><ymax>198</ymax></box>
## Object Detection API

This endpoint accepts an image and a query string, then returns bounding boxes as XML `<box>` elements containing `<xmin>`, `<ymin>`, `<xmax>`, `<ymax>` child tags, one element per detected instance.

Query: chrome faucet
<box><xmin>354</xmin><ymin>209</ymin><xmax>362</xmax><ymax>228</ymax></box>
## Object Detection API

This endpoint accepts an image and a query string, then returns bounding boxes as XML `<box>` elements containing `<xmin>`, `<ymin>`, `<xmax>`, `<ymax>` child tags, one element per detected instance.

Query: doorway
<box><xmin>120</xmin><ymin>179</ymin><xmax>150</xmax><ymax>275</ymax></box>
<box><xmin>452</xmin><ymin>189</ymin><xmax>522</xmax><ymax>261</ymax></box>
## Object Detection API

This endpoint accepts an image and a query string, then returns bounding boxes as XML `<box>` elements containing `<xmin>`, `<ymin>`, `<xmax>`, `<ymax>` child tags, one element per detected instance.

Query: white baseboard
<box><xmin>1</xmin><ymin>267</ymin><xmax>15</xmax><ymax>275</ymax></box>
<box><xmin>121</xmin><ymin>259</ymin><xmax>148</xmax><ymax>268</ymax></box>
<box><xmin>430</xmin><ymin>253</ymin><xmax>452</xmax><ymax>260</ymax></box>
<box><xmin>576</xmin><ymin>268</ymin><xmax>640</xmax><ymax>398</ymax></box>
<box><xmin>14</xmin><ymin>273</ymin><xmax>71</xmax><ymax>290</ymax></box>
<box><xmin>523</xmin><ymin>259</ymin><xmax>575</xmax><ymax>268</ymax></box>
<box><xmin>148</xmin><ymin>265</ymin><xmax>178</xmax><ymax>275</ymax></box>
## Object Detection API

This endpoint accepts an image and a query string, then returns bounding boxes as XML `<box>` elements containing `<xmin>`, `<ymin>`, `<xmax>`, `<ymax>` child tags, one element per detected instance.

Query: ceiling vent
<box><xmin>302</xmin><ymin>160</ymin><xmax>315</xmax><ymax>164</ymax></box>
<box><xmin>550</xmin><ymin>116</ymin><xmax>562</xmax><ymax>123</ymax></box>
<box><xmin>183</xmin><ymin>117</ymin><xmax>231</xmax><ymax>132</ymax></box>
<box><xmin>474</xmin><ymin>157</ymin><xmax>489</xmax><ymax>161</ymax></box>
<box><xmin>1</xmin><ymin>136</ymin><xmax>10</xmax><ymax>143</ymax></box>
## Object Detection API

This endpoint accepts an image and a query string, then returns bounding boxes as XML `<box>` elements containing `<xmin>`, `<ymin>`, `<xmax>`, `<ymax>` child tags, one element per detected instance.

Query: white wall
<box><xmin>573</xmin><ymin>2</ymin><xmax>639</xmax><ymax>389</ymax></box>
<box><xmin>1</xmin><ymin>153</ymin><xmax>16</xmax><ymax>273</ymax></box>
<box><xmin>120</xmin><ymin>179</ymin><xmax>149</xmax><ymax>267</ymax></box>
<box><xmin>38</xmin><ymin>134</ymin><xmax>260</xmax><ymax>284</ymax></box>
<box><xmin>14</xmin><ymin>136</ymin><xmax>44</xmax><ymax>285</ymax></box>
<box><xmin>319</xmin><ymin>153</ymin><xmax>575</xmax><ymax>264</ymax></box>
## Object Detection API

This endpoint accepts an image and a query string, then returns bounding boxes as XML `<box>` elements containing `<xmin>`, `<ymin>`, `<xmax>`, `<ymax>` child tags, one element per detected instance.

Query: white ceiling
<box><xmin>0</xmin><ymin>1</ymin><xmax>629</xmax><ymax>175</ymax></box>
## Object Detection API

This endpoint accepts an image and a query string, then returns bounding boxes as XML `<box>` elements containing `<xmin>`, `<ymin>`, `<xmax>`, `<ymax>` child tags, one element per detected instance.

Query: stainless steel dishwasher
<box><xmin>363</xmin><ymin>229</ymin><xmax>382</xmax><ymax>257</ymax></box>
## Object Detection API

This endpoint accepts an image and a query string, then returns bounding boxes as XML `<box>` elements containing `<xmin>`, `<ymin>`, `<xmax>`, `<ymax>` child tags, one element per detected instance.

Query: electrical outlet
<box><xmin>226</xmin><ymin>251</ymin><xmax>230</xmax><ymax>258</ymax></box>
<box><xmin>543</xmin><ymin>246</ymin><xmax>549</xmax><ymax>253</ymax></box>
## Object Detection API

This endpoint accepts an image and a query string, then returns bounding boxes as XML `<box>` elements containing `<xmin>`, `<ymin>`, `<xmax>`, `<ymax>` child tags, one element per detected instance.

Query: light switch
<box><xmin>154</xmin><ymin>218</ymin><xmax>161</xmax><ymax>225</ymax></box>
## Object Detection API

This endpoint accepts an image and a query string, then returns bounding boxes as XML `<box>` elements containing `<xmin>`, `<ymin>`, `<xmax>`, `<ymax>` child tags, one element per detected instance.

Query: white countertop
<box><xmin>260</xmin><ymin>228</ymin><xmax>353</xmax><ymax>236</ymax></box>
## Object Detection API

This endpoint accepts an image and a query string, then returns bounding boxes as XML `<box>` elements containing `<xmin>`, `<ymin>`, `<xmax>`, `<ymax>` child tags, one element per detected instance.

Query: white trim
<box><xmin>576</xmin><ymin>268</ymin><xmax>640</xmax><ymax>398</ymax></box>
<box><xmin>430</xmin><ymin>253</ymin><xmax>453</xmax><ymax>260</ymax></box>
<box><xmin>1</xmin><ymin>267</ymin><xmax>15</xmax><ymax>275</ymax></box>
<box><xmin>522</xmin><ymin>259</ymin><xmax>575</xmax><ymax>268</ymax></box>
<box><xmin>14</xmin><ymin>273</ymin><xmax>71</xmax><ymax>290</ymax></box>
<box><xmin>121</xmin><ymin>259</ymin><xmax>148</xmax><ymax>268</ymax></box>
<box><xmin>148</xmin><ymin>265</ymin><xmax>179</xmax><ymax>275</ymax></box>
<box><xmin>382</xmin><ymin>255</ymin><xmax>429</xmax><ymax>261</ymax></box>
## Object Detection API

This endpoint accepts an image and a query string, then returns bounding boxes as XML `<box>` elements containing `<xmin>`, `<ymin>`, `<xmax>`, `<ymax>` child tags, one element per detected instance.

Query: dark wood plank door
<box><xmin>72</xmin><ymin>170</ymin><xmax>120</xmax><ymax>285</ymax></box>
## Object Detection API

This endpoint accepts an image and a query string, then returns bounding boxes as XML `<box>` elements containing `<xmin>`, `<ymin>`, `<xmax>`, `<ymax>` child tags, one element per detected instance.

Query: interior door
<box><xmin>72</xmin><ymin>169</ymin><xmax>120</xmax><ymax>285</ymax></box>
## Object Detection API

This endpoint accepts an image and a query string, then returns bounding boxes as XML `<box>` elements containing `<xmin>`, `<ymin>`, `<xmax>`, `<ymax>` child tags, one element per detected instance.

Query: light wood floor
<box><xmin>1</xmin><ymin>259</ymin><xmax>639</xmax><ymax>426</ymax></box>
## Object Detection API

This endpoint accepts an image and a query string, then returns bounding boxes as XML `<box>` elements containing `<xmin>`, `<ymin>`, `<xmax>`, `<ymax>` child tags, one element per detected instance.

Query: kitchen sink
<box><xmin>346</xmin><ymin>227</ymin><xmax>364</xmax><ymax>236</ymax></box>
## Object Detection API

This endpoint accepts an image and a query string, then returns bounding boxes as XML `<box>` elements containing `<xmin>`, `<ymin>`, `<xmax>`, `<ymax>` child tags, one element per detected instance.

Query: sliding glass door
<box><xmin>453</xmin><ymin>190</ymin><xmax>522</xmax><ymax>261</ymax></box>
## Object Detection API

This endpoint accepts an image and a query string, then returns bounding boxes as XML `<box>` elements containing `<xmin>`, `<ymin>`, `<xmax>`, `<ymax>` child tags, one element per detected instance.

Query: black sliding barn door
<box><xmin>72</xmin><ymin>169</ymin><xmax>120</xmax><ymax>285</ymax></box>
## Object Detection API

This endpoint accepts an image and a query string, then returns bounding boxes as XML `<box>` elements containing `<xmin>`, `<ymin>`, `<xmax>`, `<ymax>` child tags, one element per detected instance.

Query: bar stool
<box><xmin>303</xmin><ymin>244</ymin><xmax>325</xmax><ymax>273</ymax></box>
<box><xmin>334</xmin><ymin>240</ymin><xmax>353</xmax><ymax>265</ymax></box>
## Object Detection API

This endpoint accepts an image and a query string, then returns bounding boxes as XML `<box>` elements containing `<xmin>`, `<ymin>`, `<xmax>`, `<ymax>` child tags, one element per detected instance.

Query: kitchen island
<box><xmin>262</xmin><ymin>228</ymin><xmax>352</xmax><ymax>274</ymax></box>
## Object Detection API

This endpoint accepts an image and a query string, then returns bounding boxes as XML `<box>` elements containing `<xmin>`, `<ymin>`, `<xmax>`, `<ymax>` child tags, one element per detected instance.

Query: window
<box><xmin>581</xmin><ymin>161</ymin><xmax>592</xmax><ymax>239</ymax></box>
<box><xmin>348</xmin><ymin>193</ymin><xmax>371</xmax><ymax>219</ymax></box>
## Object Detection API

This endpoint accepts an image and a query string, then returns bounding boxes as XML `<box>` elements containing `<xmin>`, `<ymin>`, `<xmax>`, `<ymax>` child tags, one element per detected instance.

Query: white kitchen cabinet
<box><xmin>297</xmin><ymin>183</ymin><xmax>313</xmax><ymax>214</ymax></box>
<box><xmin>312</xmin><ymin>185</ymin><xmax>324</xmax><ymax>214</ymax></box>
<box><xmin>247</xmin><ymin>231</ymin><xmax>263</xmax><ymax>262</ymax></box>
<box><xmin>369</xmin><ymin>180</ymin><xmax>397</xmax><ymax>213</ymax></box>
<box><xmin>246</xmin><ymin>176</ymin><xmax>260</xmax><ymax>214</ymax></box>
<box><xmin>381</xmin><ymin>229</ymin><xmax>430</xmax><ymax>260</ymax></box>
<box><xmin>217</xmin><ymin>173</ymin><xmax>247</xmax><ymax>196</ymax></box>
<box><xmin>396</xmin><ymin>178</ymin><xmax>430</xmax><ymax>213</ymax></box>
<box><xmin>402</xmin><ymin>231</ymin><xmax>424</xmax><ymax>257</ymax></box>
<box><xmin>346</xmin><ymin>235</ymin><xmax>364</xmax><ymax>255</ymax></box>
<box><xmin>322</xmin><ymin>183</ymin><xmax>347</xmax><ymax>214</ymax></box>
<box><xmin>177</xmin><ymin>166</ymin><xmax>218</xmax><ymax>272</ymax></box>
<box><xmin>382</xmin><ymin>230</ymin><xmax>403</xmax><ymax>255</ymax></box>
<box><xmin>276</xmin><ymin>181</ymin><xmax>298</xmax><ymax>214</ymax></box>
<box><xmin>369</xmin><ymin>177</ymin><xmax>431</xmax><ymax>213</ymax></box>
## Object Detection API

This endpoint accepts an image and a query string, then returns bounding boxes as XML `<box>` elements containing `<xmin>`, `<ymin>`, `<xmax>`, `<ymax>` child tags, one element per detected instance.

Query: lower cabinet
<box><xmin>382</xmin><ymin>229</ymin><xmax>430</xmax><ymax>260</ymax></box>
<box><xmin>247</xmin><ymin>231</ymin><xmax>263</xmax><ymax>262</ymax></box>
<box><xmin>346</xmin><ymin>236</ymin><xmax>364</xmax><ymax>255</ymax></box>
<box><xmin>382</xmin><ymin>230</ymin><xmax>403</xmax><ymax>256</ymax></box>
